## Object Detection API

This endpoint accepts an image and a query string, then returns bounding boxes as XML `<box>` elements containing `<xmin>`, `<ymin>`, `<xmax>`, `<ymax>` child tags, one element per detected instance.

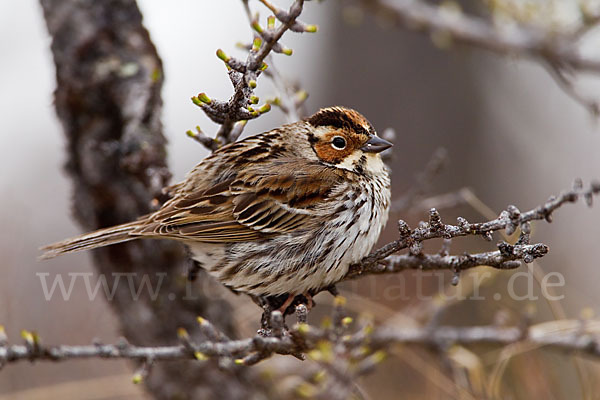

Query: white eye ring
<box><xmin>331</xmin><ymin>136</ymin><xmax>347</xmax><ymax>150</ymax></box>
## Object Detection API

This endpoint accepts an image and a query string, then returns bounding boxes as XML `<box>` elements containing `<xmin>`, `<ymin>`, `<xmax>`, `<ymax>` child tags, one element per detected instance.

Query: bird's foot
<box><xmin>256</xmin><ymin>293</ymin><xmax>316</xmax><ymax>334</ymax></box>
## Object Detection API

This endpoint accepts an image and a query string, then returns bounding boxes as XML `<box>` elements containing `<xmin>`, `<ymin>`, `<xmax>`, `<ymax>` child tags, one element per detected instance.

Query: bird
<box><xmin>41</xmin><ymin>106</ymin><xmax>392</xmax><ymax>311</ymax></box>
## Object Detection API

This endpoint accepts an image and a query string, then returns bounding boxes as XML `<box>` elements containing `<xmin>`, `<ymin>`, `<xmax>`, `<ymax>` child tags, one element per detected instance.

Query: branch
<box><xmin>4</xmin><ymin>297</ymin><xmax>600</xmax><ymax>394</ymax></box>
<box><xmin>348</xmin><ymin>180</ymin><xmax>600</xmax><ymax>279</ymax></box>
<box><xmin>240</xmin><ymin>1</ymin><xmax>311</xmax><ymax>122</ymax></box>
<box><xmin>261</xmin><ymin>56</ymin><xmax>309</xmax><ymax>121</ymax></box>
<box><xmin>351</xmin><ymin>243</ymin><xmax>548</xmax><ymax>279</ymax></box>
<box><xmin>0</xmin><ymin>335</ymin><xmax>295</xmax><ymax>366</ymax></box>
<box><xmin>4</xmin><ymin>319</ymin><xmax>600</xmax><ymax>367</ymax></box>
<box><xmin>358</xmin><ymin>0</ymin><xmax>600</xmax><ymax>114</ymax></box>
<box><xmin>190</xmin><ymin>0</ymin><xmax>316</xmax><ymax>148</ymax></box>
<box><xmin>6</xmin><ymin>310</ymin><xmax>598</xmax><ymax>398</ymax></box>
<box><xmin>360</xmin><ymin>0</ymin><xmax>600</xmax><ymax>72</ymax></box>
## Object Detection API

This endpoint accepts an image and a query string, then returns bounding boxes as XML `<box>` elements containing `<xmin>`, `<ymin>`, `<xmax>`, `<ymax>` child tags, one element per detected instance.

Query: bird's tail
<box><xmin>39</xmin><ymin>221</ymin><xmax>142</xmax><ymax>260</ymax></box>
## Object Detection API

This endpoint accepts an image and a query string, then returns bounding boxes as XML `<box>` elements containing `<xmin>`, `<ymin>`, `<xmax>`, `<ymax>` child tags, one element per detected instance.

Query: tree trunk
<box><xmin>39</xmin><ymin>0</ymin><xmax>265</xmax><ymax>398</ymax></box>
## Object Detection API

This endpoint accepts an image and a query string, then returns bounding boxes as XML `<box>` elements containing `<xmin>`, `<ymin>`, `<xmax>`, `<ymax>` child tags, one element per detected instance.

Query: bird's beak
<box><xmin>361</xmin><ymin>136</ymin><xmax>393</xmax><ymax>153</ymax></box>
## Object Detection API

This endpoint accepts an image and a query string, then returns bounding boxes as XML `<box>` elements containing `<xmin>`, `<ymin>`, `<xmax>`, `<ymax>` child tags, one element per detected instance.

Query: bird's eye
<box><xmin>331</xmin><ymin>136</ymin><xmax>347</xmax><ymax>150</ymax></box>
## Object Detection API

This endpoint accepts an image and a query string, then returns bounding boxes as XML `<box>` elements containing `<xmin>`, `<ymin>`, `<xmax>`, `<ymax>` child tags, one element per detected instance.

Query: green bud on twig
<box><xmin>296</xmin><ymin>383</ymin><xmax>317</xmax><ymax>398</ymax></box>
<box><xmin>196</xmin><ymin>93</ymin><xmax>212</xmax><ymax>104</ymax></box>
<box><xmin>296</xmin><ymin>323</ymin><xmax>310</xmax><ymax>334</ymax></box>
<box><xmin>151</xmin><ymin>68</ymin><xmax>161</xmax><ymax>83</ymax></box>
<box><xmin>258</xmin><ymin>103</ymin><xmax>271</xmax><ymax>114</ymax></box>
<box><xmin>247</xmin><ymin>106</ymin><xmax>258</xmax><ymax>117</ymax></box>
<box><xmin>132</xmin><ymin>373</ymin><xmax>143</xmax><ymax>384</ymax></box>
<box><xmin>216</xmin><ymin>48</ymin><xmax>230</xmax><ymax>62</ymax></box>
<box><xmin>334</xmin><ymin>296</ymin><xmax>347</xmax><ymax>307</ymax></box>
<box><xmin>20</xmin><ymin>330</ymin><xmax>34</xmax><ymax>345</ymax></box>
<box><xmin>0</xmin><ymin>325</ymin><xmax>7</xmax><ymax>345</ymax></box>
<box><xmin>252</xmin><ymin>37</ymin><xmax>262</xmax><ymax>52</ymax></box>
<box><xmin>313</xmin><ymin>370</ymin><xmax>326</xmax><ymax>383</ymax></box>
<box><xmin>296</xmin><ymin>90</ymin><xmax>308</xmax><ymax>103</ymax></box>
<box><xmin>371</xmin><ymin>350</ymin><xmax>387</xmax><ymax>364</ymax></box>
<box><xmin>267</xmin><ymin>97</ymin><xmax>281</xmax><ymax>106</ymax></box>
<box><xmin>252</xmin><ymin>21</ymin><xmax>263</xmax><ymax>33</ymax></box>
<box><xmin>177</xmin><ymin>327</ymin><xmax>189</xmax><ymax>340</ymax></box>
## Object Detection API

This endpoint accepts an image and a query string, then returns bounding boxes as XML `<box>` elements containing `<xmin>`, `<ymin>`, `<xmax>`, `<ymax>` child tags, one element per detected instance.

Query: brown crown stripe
<box><xmin>307</xmin><ymin>107</ymin><xmax>374</xmax><ymax>136</ymax></box>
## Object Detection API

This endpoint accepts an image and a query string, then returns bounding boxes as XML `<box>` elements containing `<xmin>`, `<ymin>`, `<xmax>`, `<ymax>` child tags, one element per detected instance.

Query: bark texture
<box><xmin>39</xmin><ymin>0</ymin><xmax>264</xmax><ymax>398</ymax></box>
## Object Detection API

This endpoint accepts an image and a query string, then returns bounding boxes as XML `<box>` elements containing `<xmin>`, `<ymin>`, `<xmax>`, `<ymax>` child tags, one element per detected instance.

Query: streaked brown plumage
<box><xmin>41</xmin><ymin>107</ymin><xmax>392</xmax><ymax>302</ymax></box>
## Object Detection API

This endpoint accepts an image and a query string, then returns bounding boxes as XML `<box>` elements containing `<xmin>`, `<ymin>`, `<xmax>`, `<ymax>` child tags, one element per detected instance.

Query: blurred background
<box><xmin>1</xmin><ymin>0</ymin><xmax>600</xmax><ymax>398</ymax></box>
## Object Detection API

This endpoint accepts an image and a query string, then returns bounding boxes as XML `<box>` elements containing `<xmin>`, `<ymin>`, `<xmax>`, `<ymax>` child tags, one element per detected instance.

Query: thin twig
<box><xmin>392</xmin><ymin>147</ymin><xmax>449</xmax><ymax>212</ymax></box>
<box><xmin>192</xmin><ymin>0</ymin><xmax>315</xmax><ymax>148</ymax></box>
<box><xmin>346</xmin><ymin>242</ymin><xmax>546</xmax><ymax>280</ymax></box>
<box><xmin>348</xmin><ymin>180</ymin><xmax>600</xmax><ymax>278</ymax></box>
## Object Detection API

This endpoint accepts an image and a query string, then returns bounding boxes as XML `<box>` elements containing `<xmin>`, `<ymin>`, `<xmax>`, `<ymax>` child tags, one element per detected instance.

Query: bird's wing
<box><xmin>133</xmin><ymin>159</ymin><xmax>345</xmax><ymax>242</ymax></box>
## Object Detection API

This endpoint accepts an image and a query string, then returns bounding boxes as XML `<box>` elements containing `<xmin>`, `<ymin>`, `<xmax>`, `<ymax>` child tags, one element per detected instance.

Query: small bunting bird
<box><xmin>42</xmin><ymin>107</ymin><xmax>392</xmax><ymax>310</ymax></box>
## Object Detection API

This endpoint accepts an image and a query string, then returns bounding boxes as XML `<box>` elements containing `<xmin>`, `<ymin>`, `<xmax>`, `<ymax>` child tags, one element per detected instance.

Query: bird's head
<box><xmin>305</xmin><ymin>106</ymin><xmax>392</xmax><ymax>174</ymax></box>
